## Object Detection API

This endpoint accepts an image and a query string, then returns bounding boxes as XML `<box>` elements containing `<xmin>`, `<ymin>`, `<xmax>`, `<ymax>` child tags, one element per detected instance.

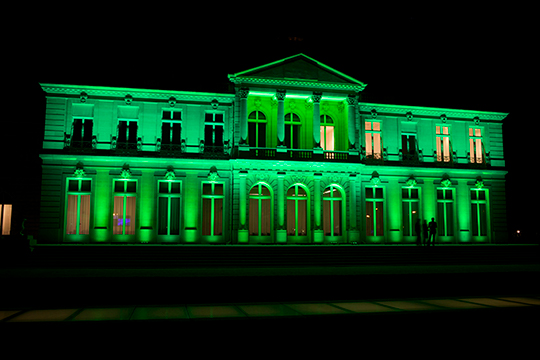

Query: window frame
<box><xmin>65</xmin><ymin>177</ymin><xmax>92</xmax><ymax>239</ymax></box>
<box><xmin>284</xmin><ymin>112</ymin><xmax>301</xmax><ymax>149</ymax></box>
<box><xmin>286</xmin><ymin>184</ymin><xmax>310</xmax><ymax>239</ymax></box>
<box><xmin>204</xmin><ymin>111</ymin><xmax>225</xmax><ymax>147</ymax></box>
<box><xmin>436</xmin><ymin>187</ymin><xmax>455</xmax><ymax>238</ymax></box>
<box><xmin>248</xmin><ymin>183</ymin><xmax>273</xmax><ymax>240</ymax></box>
<box><xmin>322</xmin><ymin>184</ymin><xmax>344</xmax><ymax>238</ymax></box>
<box><xmin>247</xmin><ymin>110</ymin><xmax>267</xmax><ymax>148</ymax></box>
<box><xmin>320</xmin><ymin>114</ymin><xmax>335</xmax><ymax>151</ymax></box>
<box><xmin>401</xmin><ymin>187</ymin><xmax>420</xmax><ymax>238</ymax></box>
<box><xmin>365</xmin><ymin>186</ymin><xmax>384</xmax><ymax>238</ymax></box>
<box><xmin>436</xmin><ymin>125</ymin><xmax>452</xmax><ymax>163</ymax></box>
<box><xmin>161</xmin><ymin>109</ymin><xmax>182</xmax><ymax>145</ymax></box>
<box><xmin>157</xmin><ymin>180</ymin><xmax>182</xmax><ymax>237</ymax></box>
<box><xmin>471</xmin><ymin>188</ymin><xmax>489</xmax><ymax>238</ymax></box>
<box><xmin>469</xmin><ymin>127</ymin><xmax>485</xmax><ymax>164</ymax></box>
<box><xmin>112</xmin><ymin>179</ymin><xmax>137</xmax><ymax>236</ymax></box>
<box><xmin>201</xmin><ymin>181</ymin><xmax>225</xmax><ymax>239</ymax></box>
<box><xmin>365</xmin><ymin>121</ymin><xmax>382</xmax><ymax>159</ymax></box>
<box><xmin>0</xmin><ymin>204</ymin><xmax>12</xmax><ymax>236</ymax></box>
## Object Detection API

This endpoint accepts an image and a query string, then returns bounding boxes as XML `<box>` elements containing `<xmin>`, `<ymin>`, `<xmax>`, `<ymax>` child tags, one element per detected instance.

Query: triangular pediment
<box><xmin>229</xmin><ymin>54</ymin><xmax>366</xmax><ymax>92</ymax></box>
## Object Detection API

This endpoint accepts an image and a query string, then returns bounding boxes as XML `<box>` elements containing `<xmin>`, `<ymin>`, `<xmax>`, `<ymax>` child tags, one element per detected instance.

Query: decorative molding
<box><xmin>211</xmin><ymin>99</ymin><xmax>219</xmax><ymax>109</ymax></box>
<box><xmin>80</xmin><ymin>91</ymin><xmax>88</xmax><ymax>103</ymax></box>
<box><xmin>208</xmin><ymin>166</ymin><xmax>219</xmax><ymax>181</ymax></box>
<box><xmin>74</xmin><ymin>162</ymin><xmax>86</xmax><ymax>178</ymax></box>
<box><xmin>475</xmin><ymin>177</ymin><xmax>484</xmax><ymax>188</ymax></box>
<box><xmin>312</xmin><ymin>92</ymin><xmax>322</xmax><ymax>103</ymax></box>
<box><xmin>168</xmin><ymin>96</ymin><xmax>176</xmax><ymax>107</ymax></box>
<box><xmin>230</xmin><ymin>77</ymin><xmax>366</xmax><ymax>92</ymax></box>
<box><xmin>165</xmin><ymin>166</ymin><xmax>176</xmax><ymax>180</ymax></box>
<box><xmin>120</xmin><ymin>163</ymin><xmax>132</xmax><ymax>179</ymax></box>
<box><xmin>370</xmin><ymin>171</ymin><xmax>381</xmax><ymax>186</ymax></box>
<box><xmin>276</xmin><ymin>90</ymin><xmax>286</xmax><ymax>101</ymax></box>
<box><xmin>406</xmin><ymin>176</ymin><xmax>417</xmax><ymax>187</ymax></box>
<box><xmin>441</xmin><ymin>175</ymin><xmax>452</xmax><ymax>188</ymax></box>
<box><xmin>125</xmin><ymin>94</ymin><xmax>133</xmax><ymax>105</ymax></box>
<box><xmin>360</xmin><ymin>103</ymin><xmax>508</xmax><ymax>121</ymax></box>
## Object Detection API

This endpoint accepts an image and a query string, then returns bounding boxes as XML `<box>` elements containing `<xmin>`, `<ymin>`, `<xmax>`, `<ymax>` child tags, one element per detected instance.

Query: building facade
<box><xmin>38</xmin><ymin>54</ymin><xmax>508</xmax><ymax>245</ymax></box>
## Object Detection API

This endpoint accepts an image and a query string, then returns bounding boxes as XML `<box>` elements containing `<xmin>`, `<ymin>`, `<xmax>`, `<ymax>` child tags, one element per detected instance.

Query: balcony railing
<box><xmin>240</xmin><ymin>147</ymin><xmax>356</xmax><ymax>162</ymax></box>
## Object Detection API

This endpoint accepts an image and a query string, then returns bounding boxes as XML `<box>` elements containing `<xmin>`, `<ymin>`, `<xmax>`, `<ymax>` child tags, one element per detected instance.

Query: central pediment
<box><xmin>228</xmin><ymin>54</ymin><xmax>366</xmax><ymax>93</ymax></box>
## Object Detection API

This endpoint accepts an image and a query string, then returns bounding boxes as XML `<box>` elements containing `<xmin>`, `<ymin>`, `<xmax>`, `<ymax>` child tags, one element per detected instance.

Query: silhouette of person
<box><xmin>415</xmin><ymin>218</ymin><xmax>422</xmax><ymax>246</ymax></box>
<box><xmin>428</xmin><ymin>218</ymin><xmax>437</xmax><ymax>246</ymax></box>
<box><xmin>422</xmin><ymin>220</ymin><xmax>428</xmax><ymax>246</ymax></box>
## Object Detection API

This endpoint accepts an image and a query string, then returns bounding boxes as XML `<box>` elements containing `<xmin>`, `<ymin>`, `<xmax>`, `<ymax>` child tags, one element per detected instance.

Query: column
<box><xmin>348</xmin><ymin>174</ymin><xmax>360</xmax><ymax>243</ymax></box>
<box><xmin>238</xmin><ymin>171</ymin><xmax>248</xmax><ymax>243</ymax></box>
<box><xmin>313</xmin><ymin>173</ymin><xmax>323</xmax><ymax>243</ymax></box>
<box><xmin>312</xmin><ymin>92</ymin><xmax>322</xmax><ymax>150</ymax></box>
<box><xmin>347</xmin><ymin>94</ymin><xmax>357</xmax><ymax>151</ymax></box>
<box><xmin>276</xmin><ymin>172</ymin><xmax>287</xmax><ymax>243</ymax></box>
<box><xmin>238</xmin><ymin>88</ymin><xmax>249</xmax><ymax>146</ymax></box>
<box><xmin>276</xmin><ymin>90</ymin><xmax>286</xmax><ymax>148</ymax></box>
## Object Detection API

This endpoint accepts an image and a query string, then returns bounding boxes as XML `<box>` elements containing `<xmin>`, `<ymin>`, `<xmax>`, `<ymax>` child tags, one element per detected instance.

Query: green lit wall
<box><xmin>38</xmin><ymin>55</ymin><xmax>509</xmax><ymax>245</ymax></box>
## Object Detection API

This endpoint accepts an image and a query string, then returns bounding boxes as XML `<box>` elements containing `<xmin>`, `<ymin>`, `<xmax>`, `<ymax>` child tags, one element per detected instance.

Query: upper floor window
<box><xmin>71</xmin><ymin>118</ymin><xmax>93</xmax><ymax>147</ymax></box>
<box><xmin>66</xmin><ymin>178</ymin><xmax>91</xmax><ymax>235</ymax></box>
<box><xmin>162</xmin><ymin>110</ymin><xmax>182</xmax><ymax>145</ymax></box>
<box><xmin>284</xmin><ymin>113</ymin><xmax>301</xmax><ymax>149</ymax></box>
<box><xmin>204</xmin><ymin>112</ymin><xmax>224</xmax><ymax>147</ymax></box>
<box><xmin>469</xmin><ymin>127</ymin><xmax>484</xmax><ymax>164</ymax></box>
<box><xmin>248</xmin><ymin>111</ymin><xmax>267</xmax><ymax>148</ymax></box>
<box><xmin>401</xmin><ymin>134</ymin><xmax>417</xmax><ymax>159</ymax></box>
<box><xmin>0</xmin><ymin>204</ymin><xmax>12</xmax><ymax>236</ymax></box>
<box><xmin>320</xmin><ymin>115</ymin><xmax>334</xmax><ymax>151</ymax></box>
<box><xmin>157</xmin><ymin>180</ymin><xmax>181</xmax><ymax>236</ymax></box>
<box><xmin>365</xmin><ymin>121</ymin><xmax>382</xmax><ymax>159</ymax></box>
<box><xmin>113</xmin><ymin>179</ymin><xmax>137</xmax><ymax>235</ymax></box>
<box><xmin>436</xmin><ymin>126</ymin><xmax>452</xmax><ymax>162</ymax></box>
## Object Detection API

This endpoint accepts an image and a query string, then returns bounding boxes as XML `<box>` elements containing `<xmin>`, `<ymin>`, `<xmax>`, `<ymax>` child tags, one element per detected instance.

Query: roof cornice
<box><xmin>39</xmin><ymin>83</ymin><xmax>235</xmax><ymax>103</ymax></box>
<box><xmin>360</xmin><ymin>102</ymin><xmax>508</xmax><ymax>121</ymax></box>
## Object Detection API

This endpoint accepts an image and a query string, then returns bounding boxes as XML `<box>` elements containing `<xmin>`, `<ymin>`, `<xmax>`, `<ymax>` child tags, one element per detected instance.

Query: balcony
<box><xmin>239</xmin><ymin>147</ymin><xmax>357</xmax><ymax>162</ymax></box>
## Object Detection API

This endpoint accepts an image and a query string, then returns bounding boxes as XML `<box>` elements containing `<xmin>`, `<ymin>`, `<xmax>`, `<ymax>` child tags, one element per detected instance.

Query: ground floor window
<box><xmin>249</xmin><ymin>183</ymin><xmax>272</xmax><ymax>236</ymax></box>
<box><xmin>323</xmin><ymin>185</ymin><xmax>342</xmax><ymax>236</ymax></box>
<box><xmin>437</xmin><ymin>188</ymin><xmax>454</xmax><ymax>236</ymax></box>
<box><xmin>158</xmin><ymin>180</ymin><xmax>181</xmax><ymax>236</ymax></box>
<box><xmin>202</xmin><ymin>182</ymin><xmax>224</xmax><ymax>236</ymax></box>
<box><xmin>287</xmin><ymin>184</ymin><xmax>308</xmax><ymax>236</ymax></box>
<box><xmin>66</xmin><ymin>178</ymin><xmax>91</xmax><ymax>235</ymax></box>
<box><xmin>471</xmin><ymin>188</ymin><xmax>488</xmax><ymax>236</ymax></box>
<box><xmin>113</xmin><ymin>180</ymin><xmax>137</xmax><ymax>235</ymax></box>
<box><xmin>402</xmin><ymin>187</ymin><xmax>419</xmax><ymax>237</ymax></box>
<box><xmin>0</xmin><ymin>204</ymin><xmax>12</xmax><ymax>235</ymax></box>
<box><xmin>366</xmin><ymin>187</ymin><xmax>384</xmax><ymax>236</ymax></box>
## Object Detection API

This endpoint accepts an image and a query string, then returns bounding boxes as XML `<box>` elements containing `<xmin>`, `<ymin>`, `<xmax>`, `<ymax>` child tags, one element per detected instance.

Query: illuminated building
<box><xmin>38</xmin><ymin>54</ymin><xmax>508</xmax><ymax>244</ymax></box>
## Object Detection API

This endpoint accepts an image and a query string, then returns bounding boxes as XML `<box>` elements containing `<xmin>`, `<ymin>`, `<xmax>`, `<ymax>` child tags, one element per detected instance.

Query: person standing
<box><xmin>422</xmin><ymin>220</ymin><xmax>429</xmax><ymax>246</ymax></box>
<box><xmin>428</xmin><ymin>218</ymin><xmax>437</xmax><ymax>246</ymax></box>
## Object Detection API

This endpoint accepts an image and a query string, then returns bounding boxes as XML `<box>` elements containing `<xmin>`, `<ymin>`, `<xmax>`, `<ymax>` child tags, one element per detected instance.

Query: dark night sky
<box><xmin>4</xmin><ymin>4</ymin><xmax>536</xmax><ymax>239</ymax></box>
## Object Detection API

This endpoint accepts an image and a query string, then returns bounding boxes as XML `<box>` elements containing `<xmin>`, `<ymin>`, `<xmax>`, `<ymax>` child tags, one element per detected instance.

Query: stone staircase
<box><xmin>24</xmin><ymin>244</ymin><xmax>540</xmax><ymax>269</ymax></box>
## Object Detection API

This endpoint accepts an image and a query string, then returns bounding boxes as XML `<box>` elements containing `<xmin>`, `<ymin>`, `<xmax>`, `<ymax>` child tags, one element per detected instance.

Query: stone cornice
<box><xmin>40</xmin><ymin>83</ymin><xmax>235</xmax><ymax>103</ymax></box>
<box><xmin>360</xmin><ymin>102</ymin><xmax>508</xmax><ymax>121</ymax></box>
<box><xmin>228</xmin><ymin>76</ymin><xmax>366</xmax><ymax>92</ymax></box>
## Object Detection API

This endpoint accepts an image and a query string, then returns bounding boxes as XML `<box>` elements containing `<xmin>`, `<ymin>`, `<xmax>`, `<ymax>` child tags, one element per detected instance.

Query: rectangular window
<box><xmin>436</xmin><ymin>188</ymin><xmax>454</xmax><ymax>236</ymax></box>
<box><xmin>366</xmin><ymin>187</ymin><xmax>384</xmax><ymax>236</ymax></box>
<box><xmin>471</xmin><ymin>189</ymin><xmax>488</xmax><ymax>236</ymax></box>
<box><xmin>248</xmin><ymin>111</ymin><xmax>267</xmax><ymax>148</ymax></box>
<box><xmin>113</xmin><ymin>180</ymin><xmax>137</xmax><ymax>235</ymax></box>
<box><xmin>202</xmin><ymin>182</ymin><xmax>224</xmax><ymax>236</ymax></box>
<box><xmin>66</xmin><ymin>179</ymin><xmax>91</xmax><ymax>235</ymax></box>
<box><xmin>158</xmin><ymin>180</ymin><xmax>181</xmax><ymax>236</ymax></box>
<box><xmin>436</xmin><ymin>126</ymin><xmax>451</xmax><ymax>162</ymax></box>
<box><xmin>204</xmin><ymin>113</ymin><xmax>224</xmax><ymax>147</ymax></box>
<box><xmin>469</xmin><ymin>127</ymin><xmax>484</xmax><ymax>163</ymax></box>
<box><xmin>0</xmin><ymin>204</ymin><xmax>12</xmax><ymax>235</ymax></box>
<box><xmin>365</xmin><ymin>121</ymin><xmax>382</xmax><ymax>159</ymax></box>
<box><xmin>401</xmin><ymin>134</ymin><xmax>417</xmax><ymax>158</ymax></box>
<box><xmin>162</xmin><ymin>110</ymin><xmax>182</xmax><ymax>145</ymax></box>
<box><xmin>71</xmin><ymin>118</ymin><xmax>93</xmax><ymax>148</ymax></box>
<box><xmin>402</xmin><ymin>188</ymin><xmax>419</xmax><ymax>237</ymax></box>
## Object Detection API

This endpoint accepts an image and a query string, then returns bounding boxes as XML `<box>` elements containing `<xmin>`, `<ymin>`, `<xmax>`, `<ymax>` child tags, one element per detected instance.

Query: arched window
<box><xmin>323</xmin><ymin>185</ymin><xmax>343</xmax><ymax>236</ymax></box>
<box><xmin>287</xmin><ymin>185</ymin><xmax>308</xmax><ymax>236</ymax></box>
<box><xmin>248</xmin><ymin>111</ymin><xmax>267</xmax><ymax>148</ymax></box>
<box><xmin>284</xmin><ymin>113</ymin><xmax>301</xmax><ymax>149</ymax></box>
<box><xmin>249</xmin><ymin>183</ymin><xmax>272</xmax><ymax>237</ymax></box>
<box><xmin>320</xmin><ymin>115</ymin><xmax>334</xmax><ymax>151</ymax></box>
